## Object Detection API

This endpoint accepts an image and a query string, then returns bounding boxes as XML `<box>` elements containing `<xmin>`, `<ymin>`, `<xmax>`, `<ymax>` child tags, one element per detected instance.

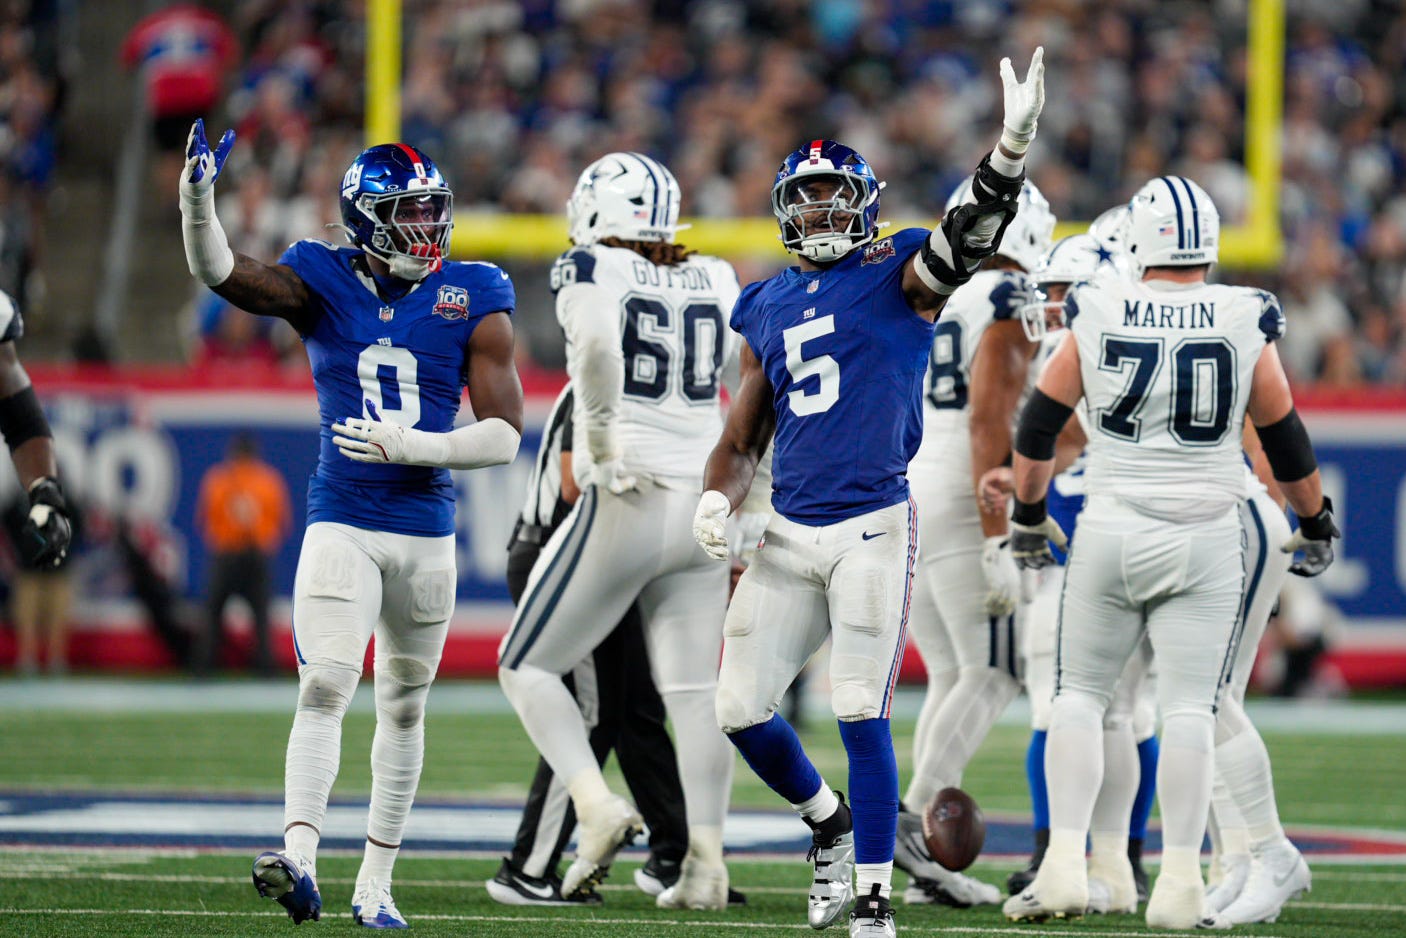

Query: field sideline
<box><xmin>2</xmin><ymin>678</ymin><xmax>1403</xmax><ymax>937</ymax></box>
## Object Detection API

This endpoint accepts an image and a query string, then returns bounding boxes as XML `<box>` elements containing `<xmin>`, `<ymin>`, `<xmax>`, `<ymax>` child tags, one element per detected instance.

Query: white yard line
<box><xmin>0</xmin><ymin>908</ymin><xmax>1299</xmax><ymax>937</ymax></box>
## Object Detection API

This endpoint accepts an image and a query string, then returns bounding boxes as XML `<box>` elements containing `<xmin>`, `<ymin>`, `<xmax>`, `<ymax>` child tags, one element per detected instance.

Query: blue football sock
<box><xmin>1130</xmin><ymin>735</ymin><xmax>1159</xmax><ymax>841</ymax></box>
<box><xmin>1026</xmin><ymin>730</ymin><xmax>1050</xmax><ymax>833</ymax></box>
<box><xmin>727</xmin><ymin>714</ymin><xmax>823</xmax><ymax>804</ymax></box>
<box><xmin>837</xmin><ymin>717</ymin><xmax>898</xmax><ymax>865</ymax></box>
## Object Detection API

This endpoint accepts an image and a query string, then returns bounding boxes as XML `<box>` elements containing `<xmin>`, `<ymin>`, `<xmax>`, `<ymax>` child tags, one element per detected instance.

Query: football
<box><xmin>921</xmin><ymin>786</ymin><xmax>986</xmax><ymax>872</ymax></box>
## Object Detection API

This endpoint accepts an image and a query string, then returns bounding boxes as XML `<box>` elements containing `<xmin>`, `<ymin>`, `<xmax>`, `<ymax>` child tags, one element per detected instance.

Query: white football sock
<box><xmin>907</xmin><ymin>666</ymin><xmax>1019</xmax><ymax>810</ymax></box>
<box><xmin>661</xmin><ymin>686</ymin><xmax>734</xmax><ymax>828</ymax></box>
<box><xmin>1157</xmin><ymin>711</ymin><xmax>1215</xmax><ymax>850</ymax></box>
<box><xmin>795</xmin><ymin>784</ymin><xmax>840</xmax><ymax>824</ymax></box>
<box><xmin>1215</xmin><ymin>726</ymin><xmax>1284</xmax><ymax>844</ymax></box>
<box><xmin>358</xmin><ymin>841</ymin><xmax>398</xmax><ymax>886</ymax></box>
<box><xmin>1045</xmin><ymin>691</ymin><xmax>1105</xmax><ymax>834</ymax></box>
<box><xmin>1091</xmin><ymin>723</ymin><xmax>1138</xmax><ymax>839</ymax></box>
<box><xmin>363</xmin><ymin>674</ymin><xmax>431</xmax><ymax>870</ymax></box>
<box><xmin>499</xmin><ymin>664</ymin><xmax>600</xmax><ymax>792</ymax></box>
<box><xmin>909</xmin><ymin>663</ymin><xmax>958</xmax><ymax>797</ymax></box>
<box><xmin>284</xmin><ymin>665</ymin><xmax>360</xmax><ymax>851</ymax></box>
<box><xmin>856</xmin><ymin>861</ymin><xmax>893</xmax><ymax>899</ymax></box>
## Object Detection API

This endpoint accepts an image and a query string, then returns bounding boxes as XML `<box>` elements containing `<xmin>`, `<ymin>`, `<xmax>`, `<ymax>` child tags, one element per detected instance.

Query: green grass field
<box><xmin>2</xmin><ymin>679</ymin><xmax>1403</xmax><ymax>937</ymax></box>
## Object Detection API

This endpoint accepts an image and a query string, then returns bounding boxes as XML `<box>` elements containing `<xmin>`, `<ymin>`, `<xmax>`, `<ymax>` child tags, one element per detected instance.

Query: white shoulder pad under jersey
<box><xmin>553</xmin><ymin>243</ymin><xmax>741</xmax><ymax>483</ymax></box>
<box><xmin>1067</xmin><ymin>278</ymin><xmax>1285</xmax><ymax>521</ymax></box>
<box><xmin>923</xmin><ymin>268</ymin><xmax>1031</xmax><ymax>417</ymax></box>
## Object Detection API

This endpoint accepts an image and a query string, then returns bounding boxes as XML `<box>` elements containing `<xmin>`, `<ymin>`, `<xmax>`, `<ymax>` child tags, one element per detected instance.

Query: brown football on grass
<box><xmin>921</xmin><ymin>786</ymin><xmax>985</xmax><ymax>872</ymax></box>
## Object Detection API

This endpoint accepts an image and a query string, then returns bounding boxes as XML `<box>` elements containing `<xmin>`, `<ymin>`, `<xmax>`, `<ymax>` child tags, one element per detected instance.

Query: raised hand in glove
<box><xmin>181</xmin><ymin>118</ymin><xmax>236</xmax><ymax>194</ymax></box>
<box><xmin>692</xmin><ymin>490</ymin><xmax>731</xmax><ymax>561</ymax></box>
<box><xmin>1282</xmin><ymin>496</ymin><xmax>1339</xmax><ymax>577</ymax></box>
<box><xmin>999</xmin><ymin>46</ymin><xmax>1045</xmax><ymax>151</ymax></box>
<box><xmin>23</xmin><ymin>477</ymin><xmax>71</xmax><ymax>568</ymax></box>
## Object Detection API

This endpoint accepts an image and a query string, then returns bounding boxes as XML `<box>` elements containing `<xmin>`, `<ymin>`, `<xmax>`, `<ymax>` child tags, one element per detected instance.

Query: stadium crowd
<box><xmin>149</xmin><ymin>0</ymin><xmax>1406</xmax><ymax>387</ymax></box>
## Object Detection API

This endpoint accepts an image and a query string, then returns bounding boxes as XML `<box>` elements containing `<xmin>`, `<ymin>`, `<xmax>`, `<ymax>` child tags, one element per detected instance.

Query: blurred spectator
<box><xmin>120</xmin><ymin>3</ymin><xmax>238</xmax><ymax>200</ymax></box>
<box><xmin>3</xmin><ymin>473</ymin><xmax>81</xmax><ymax>676</ymax></box>
<box><xmin>193</xmin><ymin>432</ymin><xmax>290</xmax><ymax>676</ymax></box>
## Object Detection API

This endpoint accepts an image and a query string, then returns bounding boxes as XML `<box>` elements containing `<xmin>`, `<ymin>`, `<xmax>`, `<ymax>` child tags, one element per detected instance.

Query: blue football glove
<box><xmin>183</xmin><ymin>118</ymin><xmax>236</xmax><ymax>189</ymax></box>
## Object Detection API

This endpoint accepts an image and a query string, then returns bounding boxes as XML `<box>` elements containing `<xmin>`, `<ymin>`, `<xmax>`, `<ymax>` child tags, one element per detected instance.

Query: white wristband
<box><xmin>180</xmin><ymin>187</ymin><xmax>235</xmax><ymax>286</ymax></box>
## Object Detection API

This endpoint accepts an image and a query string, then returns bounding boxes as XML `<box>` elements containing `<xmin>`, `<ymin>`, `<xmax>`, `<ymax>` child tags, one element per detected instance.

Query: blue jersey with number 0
<box><xmin>280</xmin><ymin>239</ymin><xmax>515</xmax><ymax>537</ymax></box>
<box><xmin>731</xmin><ymin>228</ymin><xmax>934</xmax><ymax>525</ymax></box>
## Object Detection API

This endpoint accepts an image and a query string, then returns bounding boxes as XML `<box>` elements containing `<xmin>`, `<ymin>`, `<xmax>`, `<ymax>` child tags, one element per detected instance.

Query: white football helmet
<box><xmin>944</xmin><ymin>175</ymin><xmax>1055</xmax><ymax>273</ymax></box>
<box><xmin>1021</xmin><ymin>232</ymin><xmax>1134</xmax><ymax>339</ymax></box>
<box><xmin>567</xmin><ymin>152</ymin><xmax>687</xmax><ymax>245</ymax></box>
<box><xmin>1125</xmin><ymin>175</ymin><xmax>1219</xmax><ymax>273</ymax></box>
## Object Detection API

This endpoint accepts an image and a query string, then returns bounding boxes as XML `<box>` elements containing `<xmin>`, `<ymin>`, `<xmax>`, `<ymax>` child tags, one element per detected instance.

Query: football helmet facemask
<box><xmin>339</xmin><ymin>143</ymin><xmax>453</xmax><ymax>281</ymax></box>
<box><xmin>1125</xmin><ymin>175</ymin><xmax>1219</xmax><ymax>274</ymax></box>
<box><xmin>1020</xmin><ymin>232</ymin><xmax>1133</xmax><ymax>340</ymax></box>
<box><xmin>568</xmin><ymin>152</ymin><xmax>686</xmax><ymax>245</ymax></box>
<box><xmin>772</xmin><ymin>139</ymin><xmax>884</xmax><ymax>263</ymax></box>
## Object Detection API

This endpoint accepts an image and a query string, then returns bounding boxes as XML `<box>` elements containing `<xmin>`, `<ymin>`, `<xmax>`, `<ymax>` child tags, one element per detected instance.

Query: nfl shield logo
<box><xmin>379</xmin><ymin>306</ymin><xmax>395</xmax><ymax>322</ymax></box>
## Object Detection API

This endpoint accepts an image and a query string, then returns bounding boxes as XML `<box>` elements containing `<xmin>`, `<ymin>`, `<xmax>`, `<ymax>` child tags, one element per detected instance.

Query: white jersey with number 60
<box><xmin>550</xmin><ymin>243</ymin><xmax>740</xmax><ymax>485</ymax></box>
<box><xmin>1065</xmin><ymin>277</ymin><xmax>1286</xmax><ymax>521</ymax></box>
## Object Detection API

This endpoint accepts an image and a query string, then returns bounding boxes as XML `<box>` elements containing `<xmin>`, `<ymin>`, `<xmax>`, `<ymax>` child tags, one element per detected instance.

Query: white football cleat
<box><xmin>657</xmin><ymin>856</ymin><xmax>729</xmax><ymax>911</ymax></box>
<box><xmin>1003</xmin><ymin>858</ymin><xmax>1087</xmax><ymax>922</ymax></box>
<box><xmin>1205</xmin><ymin>852</ymin><xmax>1250</xmax><ymax>912</ymax></box>
<box><xmin>892</xmin><ymin>809</ymin><xmax>1000</xmax><ymax>907</ymax></box>
<box><xmin>351</xmin><ymin>878</ymin><xmax>408</xmax><ymax>929</ymax></box>
<box><xmin>1221</xmin><ymin>839</ymin><xmax>1310</xmax><ymax>924</ymax></box>
<box><xmin>560</xmin><ymin>793</ymin><xmax>643</xmax><ymax>899</ymax></box>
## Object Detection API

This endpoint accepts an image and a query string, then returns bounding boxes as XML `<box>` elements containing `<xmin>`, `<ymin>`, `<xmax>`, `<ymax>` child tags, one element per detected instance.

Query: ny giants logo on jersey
<box><xmin>433</xmin><ymin>285</ymin><xmax>470</xmax><ymax>320</ymax></box>
<box><xmin>862</xmin><ymin>237</ymin><xmax>895</xmax><ymax>266</ymax></box>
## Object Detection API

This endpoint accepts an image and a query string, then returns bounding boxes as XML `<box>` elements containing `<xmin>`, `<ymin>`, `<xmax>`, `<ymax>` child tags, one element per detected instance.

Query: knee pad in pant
<box><xmin>297</xmin><ymin>664</ymin><xmax>360</xmax><ymax>717</ymax></box>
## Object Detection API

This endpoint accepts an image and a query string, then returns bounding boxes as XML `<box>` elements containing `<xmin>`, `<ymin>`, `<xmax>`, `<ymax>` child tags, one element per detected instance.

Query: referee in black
<box><xmin>488</xmin><ymin>384</ymin><xmax>741</xmax><ymax>905</ymax></box>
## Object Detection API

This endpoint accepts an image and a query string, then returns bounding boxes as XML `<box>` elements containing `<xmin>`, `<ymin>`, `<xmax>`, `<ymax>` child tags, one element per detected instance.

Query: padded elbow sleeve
<box><xmin>1257</xmin><ymin>408</ymin><xmax>1318</xmax><ymax>482</ymax></box>
<box><xmin>0</xmin><ymin>385</ymin><xmax>52</xmax><ymax>451</ymax></box>
<box><xmin>1014</xmin><ymin>389</ymin><xmax>1073</xmax><ymax>461</ymax></box>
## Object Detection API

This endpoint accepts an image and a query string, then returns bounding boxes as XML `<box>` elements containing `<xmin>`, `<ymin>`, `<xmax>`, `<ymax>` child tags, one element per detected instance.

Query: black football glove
<box><xmin>1281</xmin><ymin>496</ymin><xmax>1339</xmax><ymax>578</ymax></box>
<box><xmin>1009</xmin><ymin>497</ymin><xmax>1068</xmax><ymax>570</ymax></box>
<box><xmin>22</xmin><ymin>477</ymin><xmax>71</xmax><ymax>568</ymax></box>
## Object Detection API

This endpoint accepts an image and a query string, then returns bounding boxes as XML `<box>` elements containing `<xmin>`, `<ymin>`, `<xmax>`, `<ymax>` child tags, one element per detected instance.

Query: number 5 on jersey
<box><xmin>783</xmin><ymin>315</ymin><xmax>840</xmax><ymax>416</ymax></box>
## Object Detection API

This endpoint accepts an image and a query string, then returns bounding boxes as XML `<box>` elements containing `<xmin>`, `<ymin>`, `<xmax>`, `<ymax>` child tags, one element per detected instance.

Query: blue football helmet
<box><xmin>771</xmin><ymin>140</ymin><xmax>884</xmax><ymax>262</ymax></box>
<box><xmin>339</xmin><ymin>143</ymin><xmax>453</xmax><ymax>281</ymax></box>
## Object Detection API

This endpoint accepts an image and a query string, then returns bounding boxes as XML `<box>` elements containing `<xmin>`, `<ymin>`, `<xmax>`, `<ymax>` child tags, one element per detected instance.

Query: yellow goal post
<box><xmin>366</xmin><ymin>0</ymin><xmax>1283</xmax><ymax>268</ymax></box>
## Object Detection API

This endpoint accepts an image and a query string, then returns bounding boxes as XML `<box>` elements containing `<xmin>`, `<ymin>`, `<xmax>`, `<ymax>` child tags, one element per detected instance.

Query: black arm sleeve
<box><xmin>0</xmin><ymin>385</ymin><xmax>51</xmax><ymax>451</ymax></box>
<box><xmin>1256</xmin><ymin>408</ymin><xmax>1318</xmax><ymax>483</ymax></box>
<box><xmin>1014</xmin><ymin>389</ymin><xmax>1074</xmax><ymax>462</ymax></box>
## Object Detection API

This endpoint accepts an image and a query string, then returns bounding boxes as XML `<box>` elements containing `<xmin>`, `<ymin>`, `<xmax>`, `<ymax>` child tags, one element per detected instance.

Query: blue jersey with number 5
<box><xmin>731</xmin><ymin>228</ymin><xmax>933</xmax><ymax>525</ymax></box>
<box><xmin>279</xmin><ymin>239</ymin><xmax>515</xmax><ymax>537</ymax></box>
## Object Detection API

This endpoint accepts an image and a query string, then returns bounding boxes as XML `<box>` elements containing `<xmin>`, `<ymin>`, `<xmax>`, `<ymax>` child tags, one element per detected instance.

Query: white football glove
<box><xmin>693</xmin><ymin>490</ymin><xmax>732</xmax><ymax>561</ymax></box>
<box><xmin>589</xmin><ymin>456</ymin><xmax>638</xmax><ymax>496</ymax></box>
<box><xmin>333</xmin><ymin>416</ymin><xmax>423</xmax><ymax>465</ymax></box>
<box><xmin>999</xmin><ymin>46</ymin><xmax>1045</xmax><ymax>148</ymax></box>
<box><xmin>980</xmin><ymin>535</ymin><xmax>1021</xmax><ymax>616</ymax></box>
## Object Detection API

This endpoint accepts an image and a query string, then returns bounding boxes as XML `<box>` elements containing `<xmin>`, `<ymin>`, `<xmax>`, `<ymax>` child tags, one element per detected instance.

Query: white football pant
<box><xmin>715</xmin><ymin>499</ymin><xmax>918</xmax><ymax>730</ymax></box>
<box><xmin>498</xmin><ymin>482</ymin><xmax>733</xmax><ymax>837</ymax></box>
<box><xmin>283</xmin><ymin>521</ymin><xmax>456</xmax><ymax>866</ymax></box>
